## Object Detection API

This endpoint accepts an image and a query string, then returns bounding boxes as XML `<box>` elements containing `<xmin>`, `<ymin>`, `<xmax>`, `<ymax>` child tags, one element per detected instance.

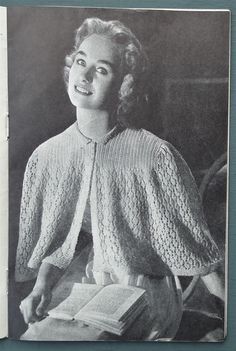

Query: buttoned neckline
<box><xmin>73</xmin><ymin>121</ymin><xmax>124</xmax><ymax>145</ymax></box>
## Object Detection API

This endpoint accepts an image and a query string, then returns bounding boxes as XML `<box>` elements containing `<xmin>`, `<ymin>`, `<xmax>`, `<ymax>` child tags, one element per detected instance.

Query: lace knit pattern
<box><xmin>15</xmin><ymin>123</ymin><xmax>222</xmax><ymax>282</ymax></box>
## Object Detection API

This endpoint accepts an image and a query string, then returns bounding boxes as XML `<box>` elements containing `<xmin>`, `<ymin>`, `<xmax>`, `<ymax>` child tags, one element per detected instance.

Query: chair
<box><xmin>175</xmin><ymin>152</ymin><xmax>227</xmax><ymax>341</ymax></box>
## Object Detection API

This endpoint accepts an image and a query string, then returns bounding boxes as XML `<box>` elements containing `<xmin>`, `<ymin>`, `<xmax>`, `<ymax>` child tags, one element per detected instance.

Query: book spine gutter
<box><xmin>0</xmin><ymin>6</ymin><xmax>8</xmax><ymax>339</ymax></box>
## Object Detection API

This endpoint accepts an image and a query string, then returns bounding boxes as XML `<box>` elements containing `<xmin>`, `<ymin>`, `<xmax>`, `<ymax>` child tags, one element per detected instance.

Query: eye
<box><xmin>96</xmin><ymin>67</ymin><xmax>108</xmax><ymax>75</ymax></box>
<box><xmin>76</xmin><ymin>58</ymin><xmax>86</xmax><ymax>66</ymax></box>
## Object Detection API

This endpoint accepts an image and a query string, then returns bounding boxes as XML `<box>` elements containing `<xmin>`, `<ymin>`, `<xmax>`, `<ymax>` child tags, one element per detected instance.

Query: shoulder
<box><xmin>118</xmin><ymin>127</ymin><xmax>188</xmax><ymax>163</ymax></box>
<box><xmin>36</xmin><ymin>123</ymin><xmax>77</xmax><ymax>154</ymax></box>
<box><xmin>119</xmin><ymin>127</ymin><xmax>165</xmax><ymax>153</ymax></box>
<box><xmin>122</xmin><ymin>127</ymin><xmax>162</xmax><ymax>143</ymax></box>
<box><xmin>28</xmin><ymin>123</ymin><xmax>77</xmax><ymax>161</ymax></box>
<box><xmin>128</xmin><ymin>129</ymin><xmax>190</xmax><ymax>172</ymax></box>
<box><xmin>25</xmin><ymin>123</ymin><xmax>79</xmax><ymax>175</ymax></box>
<box><xmin>112</xmin><ymin>127</ymin><xmax>181</xmax><ymax>168</ymax></box>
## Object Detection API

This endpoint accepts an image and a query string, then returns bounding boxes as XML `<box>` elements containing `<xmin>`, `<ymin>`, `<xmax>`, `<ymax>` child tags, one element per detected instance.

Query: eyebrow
<box><xmin>76</xmin><ymin>50</ymin><xmax>115</xmax><ymax>71</ymax></box>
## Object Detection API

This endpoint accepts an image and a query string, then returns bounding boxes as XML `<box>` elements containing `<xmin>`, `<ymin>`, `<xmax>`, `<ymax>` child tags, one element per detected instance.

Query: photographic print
<box><xmin>7</xmin><ymin>6</ymin><xmax>229</xmax><ymax>341</ymax></box>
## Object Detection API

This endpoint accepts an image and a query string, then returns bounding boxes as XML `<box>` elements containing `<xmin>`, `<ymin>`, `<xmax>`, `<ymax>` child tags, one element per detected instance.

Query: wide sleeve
<box><xmin>152</xmin><ymin>142</ymin><xmax>223</xmax><ymax>276</ymax></box>
<box><xmin>15</xmin><ymin>150</ymin><xmax>43</xmax><ymax>282</ymax></box>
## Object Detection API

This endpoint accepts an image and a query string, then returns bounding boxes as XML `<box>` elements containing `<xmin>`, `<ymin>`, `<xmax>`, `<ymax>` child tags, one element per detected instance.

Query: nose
<box><xmin>80</xmin><ymin>66</ymin><xmax>94</xmax><ymax>83</ymax></box>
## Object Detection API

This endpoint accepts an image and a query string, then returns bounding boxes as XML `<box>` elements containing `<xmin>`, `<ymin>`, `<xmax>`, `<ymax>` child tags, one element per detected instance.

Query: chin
<box><xmin>69</xmin><ymin>95</ymin><xmax>90</xmax><ymax>109</ymax></box>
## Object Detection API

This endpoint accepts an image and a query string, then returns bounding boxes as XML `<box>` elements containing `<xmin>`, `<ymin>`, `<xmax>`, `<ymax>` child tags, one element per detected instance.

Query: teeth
<box><xmin>75</xmin><ymin>85</ymin><xmax>91</xmax><ymax>95</ymax></box>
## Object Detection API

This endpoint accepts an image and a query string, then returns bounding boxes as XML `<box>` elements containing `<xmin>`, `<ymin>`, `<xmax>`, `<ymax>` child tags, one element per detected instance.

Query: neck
<box><xmin>76</xmin><ymin>108</ymin><xmax>116</xmax><ymax>140</ymax></box>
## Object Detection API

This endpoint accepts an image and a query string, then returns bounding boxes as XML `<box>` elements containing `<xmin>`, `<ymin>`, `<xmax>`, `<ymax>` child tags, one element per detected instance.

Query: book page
<box><xmin>0</xmin><ymin>6</ymin><xmax>8</xmax><ymax>339</ymax></box>
<box><xmin>80</xmin><ymin>298</ymin><xmax>147</xmax><ymax>336</ymax></box>
<box><xmin>48</xmin><ymin>283</ymin><xmax>103</xmax><ymax>320</ymax></box>
<box><xmin>76</xmin><ymin>284</ymin><xmax>145</xmax><ymax>323</ymax></box>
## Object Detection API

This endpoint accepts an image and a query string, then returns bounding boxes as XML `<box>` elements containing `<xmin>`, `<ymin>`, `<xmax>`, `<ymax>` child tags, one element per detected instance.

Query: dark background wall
<box><xmin>8</xmin><ymin>6</ymin><xmax>229</xmax><ymax>337</ymax></box>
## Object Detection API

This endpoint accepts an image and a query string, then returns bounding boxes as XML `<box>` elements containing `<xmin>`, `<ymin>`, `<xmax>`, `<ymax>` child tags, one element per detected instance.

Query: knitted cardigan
<box><xmin>15</xmin><ymin>123</ymin><xmax>222</xmax><ymax>282</ymax></box>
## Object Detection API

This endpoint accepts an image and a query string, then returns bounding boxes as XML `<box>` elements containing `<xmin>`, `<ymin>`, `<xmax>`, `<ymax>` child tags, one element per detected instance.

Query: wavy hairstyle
<box><xmin>64</xmin><ymin>17</ymin><xmax>150</xmax><ymax>128</ymax></box>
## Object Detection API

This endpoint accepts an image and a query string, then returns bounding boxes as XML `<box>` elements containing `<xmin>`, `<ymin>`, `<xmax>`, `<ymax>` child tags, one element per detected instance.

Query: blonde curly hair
<box><xmin>64</xmin><ymin>17</ymin><xmax>150</xmax><ymax>127</ymax></box>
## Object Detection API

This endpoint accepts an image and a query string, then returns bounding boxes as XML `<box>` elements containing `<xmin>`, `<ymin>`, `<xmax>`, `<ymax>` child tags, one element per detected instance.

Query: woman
<box><xmin>16</xmin><ymin>18</ymin><xmax>224</xmax><ymax>340</ymax></box>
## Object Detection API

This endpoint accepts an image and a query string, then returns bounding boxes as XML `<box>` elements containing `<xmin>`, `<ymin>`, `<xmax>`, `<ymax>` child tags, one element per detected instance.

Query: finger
<box><xmin>20</xmin><ymin>300</ymin><xmax>31</xmax><ymax>324</ymax></box>
<box><xmin>21</xmin><ymin>302</ymin><xmax>37</xmax><ymax>324</ymax></box>
<box><xmin>36</xmin><ymin>294</ymin><xmax>51</xmax><ymax>317</ymax></box>
<box><xmin>21</xmin><ymin>296</ymin><xmax>40</xmax><ymax>324</ymax></box>
<box><xmin>19</xmin><ymin>303</ymin><xmax>30</xmax><ymax>324</ymax></box>
<box><xmin>24</xmin><ymin>302</ymin><xmax>39</xmax><ymax>324</ymax></box>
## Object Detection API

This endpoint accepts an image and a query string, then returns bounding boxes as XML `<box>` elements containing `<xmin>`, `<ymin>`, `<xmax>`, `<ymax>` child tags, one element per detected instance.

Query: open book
<box><xmin>47</xmin><ymin>283</ymin><xmax>147</xmax><ymax>336</ymax></box>
<box><xmin>0</xmin><ymin>4</ymin><xmax>230</xmax><ymax>343</ymax></box>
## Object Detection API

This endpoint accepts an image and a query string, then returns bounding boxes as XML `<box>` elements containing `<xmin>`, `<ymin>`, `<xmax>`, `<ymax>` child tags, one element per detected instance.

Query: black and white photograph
<box><xmin>8</xmin><ymin>6</ymin><xmax>229</xmax><ymax>341</ymax></box>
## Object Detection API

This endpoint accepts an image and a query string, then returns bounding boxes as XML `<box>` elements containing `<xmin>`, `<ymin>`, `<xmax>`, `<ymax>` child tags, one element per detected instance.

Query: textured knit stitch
<box><xmin>15</xmin><ymin>122</ymin><xmax>222</xmax><ymax>282</ymax></box>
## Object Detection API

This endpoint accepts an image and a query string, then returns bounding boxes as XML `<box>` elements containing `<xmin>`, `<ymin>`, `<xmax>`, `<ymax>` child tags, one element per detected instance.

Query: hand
<box><xmin>19</xmin><ymin>286</ymin><xmax>52</xmax><ymax>324</ymax></box>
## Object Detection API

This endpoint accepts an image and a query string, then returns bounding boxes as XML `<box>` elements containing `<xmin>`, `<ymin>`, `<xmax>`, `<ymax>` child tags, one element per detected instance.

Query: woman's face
<box><xmin>68</xmin><ymin>34</ymin><xmax>122</xmax><ymax>110</ymax></box>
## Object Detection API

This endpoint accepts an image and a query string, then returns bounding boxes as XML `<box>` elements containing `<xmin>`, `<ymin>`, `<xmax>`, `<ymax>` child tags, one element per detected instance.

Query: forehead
<box><xmin>78</xmin><ymin>34</ymin><xmax>121</xmax><ymax>64</ymax></box>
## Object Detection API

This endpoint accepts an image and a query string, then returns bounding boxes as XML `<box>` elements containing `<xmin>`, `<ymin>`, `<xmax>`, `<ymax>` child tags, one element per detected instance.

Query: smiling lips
<box><xmin>74</xmin><ymin>85</ymin><xmax>93</xmax><ymax>96</ymax></box>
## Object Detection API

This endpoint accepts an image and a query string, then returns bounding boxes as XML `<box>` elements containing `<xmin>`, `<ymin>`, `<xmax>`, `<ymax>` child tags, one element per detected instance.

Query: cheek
<box><xmin>68</xmin><ymin>63</ymin><xmax>80</xmax><ymax>83</ymax></box>
<box><xmin>98</xmin><ymin>80</ymin><xmax>120</xmax><ymax>108</ymax></box>
<box><xmin>68</xmin><ymin>66</ymin><xmax>76</xmax><ymax>83</ymax></box>
<box><xmin>96</xmin><ymin>79</ymin><xmax>113</xmax><ymax>99</ymax></box>
<box><xmin>68</xmin><ymin>71</ymin><xmax>74</xmax><ymax>92</ymax></box>
<box><xmin>68</xmin><ymin>76</ymin><xmax>74</xmax><ymax>98</ymax></box>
